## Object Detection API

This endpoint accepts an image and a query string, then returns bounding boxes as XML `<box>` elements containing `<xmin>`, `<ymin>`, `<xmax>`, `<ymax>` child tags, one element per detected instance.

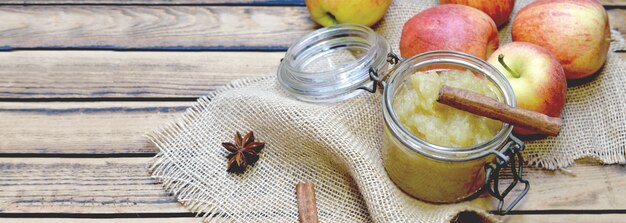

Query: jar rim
<box><xmin>277</xmin><ymin>24</ymin><xmax>390</xmax><ymax>103</ymax></box>
<box><xmin>382</xmin><ymin>50</ymin><xmax>516</xmax><ymax>161</ymax></box>
<box><xmin>282</xmin><ymin>24</ymin><xmax>377</xmax><ymax>76</ymax></box>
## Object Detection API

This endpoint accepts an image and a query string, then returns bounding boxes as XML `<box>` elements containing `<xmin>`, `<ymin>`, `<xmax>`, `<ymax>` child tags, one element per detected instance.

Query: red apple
<box><xmin>512</xmin><ymin>0</ymin><xmax>610</xmax><ymax>79</ymax></box>
<box><xmin>400</xmin><ymin>4</ymin><xmax>499</xmax><ymax>60</ymax></box>
<box><xmin>487</xmin><ymin>42</ymin><xmax>567</xmax><ymax>135</ymax></box>
<box><xmin>440</xmin><ymin>0</ymin><xmax>516</xmax><ymax>27</ymax></box>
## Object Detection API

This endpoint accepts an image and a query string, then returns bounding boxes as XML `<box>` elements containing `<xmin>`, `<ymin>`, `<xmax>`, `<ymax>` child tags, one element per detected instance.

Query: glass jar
<box><xmin>382</xmin><ymin>51</ymin><xmax>521</xmax><ymax>204</ymax></box>
<box><xmin>278</xmin><ymin>24</ymin><xmax>390</xmax><ymax>103</ymax></box>
<box><xmin>278</xmin><ymin>24</ymin><xmax>529</xmax><ymax>214</ymax></box>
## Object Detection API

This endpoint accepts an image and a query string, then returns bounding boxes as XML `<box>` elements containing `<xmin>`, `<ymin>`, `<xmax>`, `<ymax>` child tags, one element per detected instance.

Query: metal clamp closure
<box><xmin>358</xmin><ymin>53</ymin><xmax>401</xmax><ymax>93</ymax></box>
<box><xmin>485</xmin><ymin>135</ymin><xmax>530</xmax><ymax>215</ymax></box>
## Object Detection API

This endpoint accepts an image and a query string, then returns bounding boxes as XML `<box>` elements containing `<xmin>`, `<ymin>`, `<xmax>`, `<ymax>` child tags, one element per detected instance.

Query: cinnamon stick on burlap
<box><xmin>296</xmin><ymin>181</ymin><xmax>319</xmax><ymax>223</ymax></box>
<box><xmin>437</xmin><ymin>85</ymin><xmax>563</xmax><ymax>136</ymax></box>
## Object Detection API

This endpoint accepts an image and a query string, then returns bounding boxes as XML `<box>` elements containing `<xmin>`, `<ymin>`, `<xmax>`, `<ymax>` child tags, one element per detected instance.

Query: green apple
<box><xmin>487</xmin><ymin>42</ymin><xmax>567</xmax><ymax>135</ymax></box>
<box><xmin>305</xmin><ymin>0</ymin><xmax>392</xmax><ymax>27</ymax></box>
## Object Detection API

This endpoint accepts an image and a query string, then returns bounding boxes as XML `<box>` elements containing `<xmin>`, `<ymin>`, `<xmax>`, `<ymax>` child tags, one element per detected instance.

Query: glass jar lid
<box><xmin>277</xmin><ymin>24</ymin><xmax>390</xmax><ymax>103</ymax></box>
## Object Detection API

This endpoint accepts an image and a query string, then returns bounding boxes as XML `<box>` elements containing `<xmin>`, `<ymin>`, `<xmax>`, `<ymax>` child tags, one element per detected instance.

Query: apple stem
<box><xmin>326</xmin><ymin>12</ymin><xmax>339</xmax><ymax>25</ymax></box>
<box><xmin>498</xmin><ymin>54</ymin><xmax>521</xmax><ymax>78</ymax></box>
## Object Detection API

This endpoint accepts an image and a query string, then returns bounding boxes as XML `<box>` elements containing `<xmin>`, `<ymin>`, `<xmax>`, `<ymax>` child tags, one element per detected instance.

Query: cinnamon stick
<box><xmin>437</xmin><ymin>85</ymin><xmax>563</xmax><ymax>136</ymax></box>
<box><xmin>296</xmin><ymin>181</ymin><xmax>319</xmax><ymax>223</ymax></box>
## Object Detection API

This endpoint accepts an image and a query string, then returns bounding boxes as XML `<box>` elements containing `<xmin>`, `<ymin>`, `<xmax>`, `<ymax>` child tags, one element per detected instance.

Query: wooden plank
<box><xmin>0</xmin><ymin>51</ymin><xmax>282</xmax><ymax>98</ymax></box>
<box><xmin>505</xmin><ymin>214</ymin><xmax>626</xmax><ymax>223</ymax></box>
<box><xmin>1</xmin><ymin>219</ymin><xmax>203</xmax><ymax>223</ymax></box>
<box><xmin>491</xmin><ymin>163</ymin><xmax>626</xmax><ymax>211</ymax></box>
<box><xmin>0</xmin><ymin>0</ymin><xmax>304</xmax><ymax>4</ymax></box>
<box><xmin>0</xmin><ymin>6</ymin><xmax>314</xmax><ymax>50</ymax></box>
<box><xmin>0</xmin><ymin>158</ymin><xmax>625</xmax><ymax>213</ymax></box>
<box><xmin>602</xmin><ymin>0</ymin><xmax>626</xmax><ymax>7</ymax></box>
<box><xmin>2</xmin><ymin>4</ymin><xmax>615</xmax><ymax>51</ymax></box>
<box><xmin>0</xmin><ymin>102</ymin><xmax>190</xmax><ymax>154</ymax></box>
<box><xmin>0</xmin><ymin>158</ymin><xmax>190</xmax><ymax>213</ymax></box>
<box><xmin>608</xmin><ymin>9</ymin><xmax>626</xmax><ymax>39</ymax></box>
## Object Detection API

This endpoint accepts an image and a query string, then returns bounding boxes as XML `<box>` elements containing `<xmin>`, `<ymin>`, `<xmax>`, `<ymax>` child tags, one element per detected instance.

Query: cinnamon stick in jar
<box><xmin>437</xmin><ymin>85</ymin><xmax>563</xmax><ymax>136</ymax></box>
<box><xmin>296</xmin><ymin>181</ymin><xmax>319</xmax><ymax>223</ymax></box>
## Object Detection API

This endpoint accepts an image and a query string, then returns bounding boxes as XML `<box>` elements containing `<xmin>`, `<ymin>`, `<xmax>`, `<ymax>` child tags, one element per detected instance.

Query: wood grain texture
<box><xmin>0</xmin><ymin>6</ymin><xmax>314</xmax><ymax>50</ymax></box>
<box><xmin>0</xmin><ymin>51</ymin><xmax>282</xmax><ymax>98</ymax></box>
<box><xmin>490</xmin><ymin>164</ymin><xmax>626</xmax><ymax>211</ymax></box>
<box><xmin>1</xmin><ymin>219</ymin><xmax>204</xmax><ymax>223</ymax></box>
<box><xmin>609</xmin><ymin>9</ymin><xmax>626</xmax><ymax>39</ymax></box>
<box><xmin>0</xmin><ymin>5</ymin><xmax>614</xmax><ymax>51</ymax></box>
<box><xmin>0</xmin><ymin>102</ymin><xmax>190</xmax><ymax>154</ymax></box>
<box><xmin>505</xmin><ymin>214</ymin><xmax>626</xmax><ymax>223</ymax></box>
<box><xmin>0</xmin><ymin>158</ymin><xmax>189</xmax><ymax>213</ymax></box>
<box><xmin>0</xmin><ymin>158</ymin><xmax>625</xmax><ymax>213</ymax></box>
<box><xmin>601</xmin><ymin>0</ymin><xmax>626</xmax><ymax>6</ymax></box>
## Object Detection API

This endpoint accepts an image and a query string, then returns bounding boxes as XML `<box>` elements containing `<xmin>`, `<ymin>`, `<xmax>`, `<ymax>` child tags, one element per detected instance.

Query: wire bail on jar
<box><xmin>358</xmin><ymin>53</ymin><xmax>401</xmax><ymax>94</ymax></box>
<box><xmin>485</xmin><ymin>135</ymin><xmax>530</xmax><ymax>215</ymax></box>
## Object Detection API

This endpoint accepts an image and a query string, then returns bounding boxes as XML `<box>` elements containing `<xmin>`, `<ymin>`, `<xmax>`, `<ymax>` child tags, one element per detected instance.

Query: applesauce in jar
<box><xmin>384</xmin><ymin>69</ymin><xmax>502</xmax><ymax>203</ymax></box>
<box><xmin>381</xmin><ymin>51</ymin><xmax>519</xmax><ymax>204</ymax></box>
<box><xmin>393</xmin><ymin>70</ymin><xmax>502</xmax><ymax>148</ymax></box>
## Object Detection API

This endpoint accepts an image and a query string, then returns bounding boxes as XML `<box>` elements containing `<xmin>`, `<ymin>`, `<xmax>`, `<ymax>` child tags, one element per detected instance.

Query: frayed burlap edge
<box><xmin>610</xmin><ymin>29</ymin><xmax>626</xmax><ymax>51</ymax></box>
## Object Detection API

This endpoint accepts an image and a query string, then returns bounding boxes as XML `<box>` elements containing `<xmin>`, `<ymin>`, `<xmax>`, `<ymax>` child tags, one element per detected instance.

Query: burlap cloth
<box><xmin>149</xmin><ymin>0</ymin><xmax>626</xmax><ymax>222</ymax></box>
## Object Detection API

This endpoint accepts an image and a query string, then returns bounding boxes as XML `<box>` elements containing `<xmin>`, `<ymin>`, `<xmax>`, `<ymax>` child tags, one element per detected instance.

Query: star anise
<box><xmin>222</xmin><ymin>131</ymin><xmax>265</xmax><ymax>174</ymax></box>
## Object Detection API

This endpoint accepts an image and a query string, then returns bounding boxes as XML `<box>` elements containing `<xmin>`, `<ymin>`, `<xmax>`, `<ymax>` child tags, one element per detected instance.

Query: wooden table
<box><xmin>0</xmin><ymin>1</ymin><xmax>624</xmax><ymax>223</ymax></box>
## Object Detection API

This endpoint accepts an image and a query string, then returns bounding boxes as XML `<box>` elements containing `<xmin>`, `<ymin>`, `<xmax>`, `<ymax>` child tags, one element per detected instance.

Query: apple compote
<box><xmin>383</xmin><ymin>69</ymin><xmax>505</xmax><ymax>203</ymax></box>
<box><xmin>393</xmin><ymin>70</ymin><xmax>502</xmax><ymax>147</ymax></box>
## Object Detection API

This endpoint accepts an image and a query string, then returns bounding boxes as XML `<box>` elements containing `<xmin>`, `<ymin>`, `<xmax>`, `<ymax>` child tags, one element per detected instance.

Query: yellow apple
<box><xmin>305</xmin><ymin>0</ymin><xmax>392</xmax><ymax>27</ymax></box>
